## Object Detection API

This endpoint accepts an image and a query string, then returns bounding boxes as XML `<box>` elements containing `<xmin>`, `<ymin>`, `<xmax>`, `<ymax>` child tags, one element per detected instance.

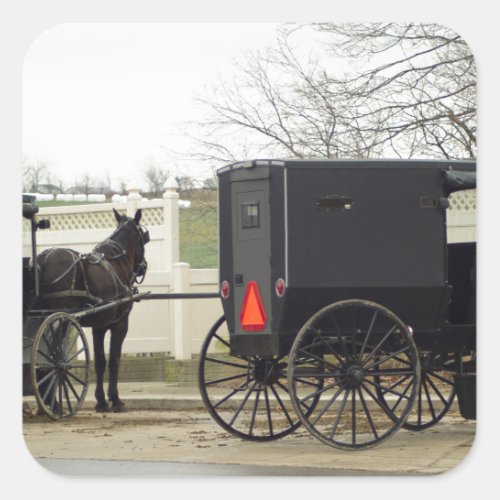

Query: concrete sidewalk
<box><xmin>24</xmin><ymin>381</ymin><xmax>463</xmax><ymax>412</ymax></box>
<box><xmin>23</xmin><ymin>382</ymin><xmax>205</xmax><ymax>412</ymax></box>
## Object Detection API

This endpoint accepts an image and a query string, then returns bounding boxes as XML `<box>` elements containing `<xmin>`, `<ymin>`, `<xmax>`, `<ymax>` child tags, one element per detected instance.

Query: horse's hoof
<box><xmin>111</xmin><ymin>401</ymin><xmax>126</xmax><ymax>413</ymax></box>
<box><xmin>95</xmin><ymin>402</ymin><xmax>110</xmax><ymax>413</ymax></box>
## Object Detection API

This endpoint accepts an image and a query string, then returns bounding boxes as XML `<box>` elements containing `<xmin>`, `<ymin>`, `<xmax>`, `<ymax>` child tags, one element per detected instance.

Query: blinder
<box><xmin>140</xmin><ymin>225</ymin><xmax>150</xmax><ymax>245</ymax></box>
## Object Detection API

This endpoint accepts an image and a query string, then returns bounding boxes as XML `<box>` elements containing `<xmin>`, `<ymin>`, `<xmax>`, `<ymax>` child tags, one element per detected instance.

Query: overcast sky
<box><xmin>22</xmin><ymin>23</ymin><xmax>286</xmax><ymax>190</ymax></box>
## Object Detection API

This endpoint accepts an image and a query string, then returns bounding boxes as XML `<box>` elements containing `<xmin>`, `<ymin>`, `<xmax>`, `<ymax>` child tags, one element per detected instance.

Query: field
<box><xmin>179</xmin><ymin>200</ymin><xmax>218</xmax><ymax>268</ymax></box>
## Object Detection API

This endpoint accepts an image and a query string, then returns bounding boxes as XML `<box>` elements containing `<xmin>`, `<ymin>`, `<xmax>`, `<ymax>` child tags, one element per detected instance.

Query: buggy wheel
<box><xmin>31</xmin><ymin>312</ymin><xmax>90</xmax><ymax>419</ymax></box>
<box><xmin>288</xmin><ymin>300</ymin><xmax>420</xmax><ymax>450</ymax></box>
<box><xmin>376</xmin><ymin>352</ymin><xmax>457</xmax><ymax>431</ymax></box>
<box><xmin>198</xmin><ymin>316</ymin><xmax>323</xmax><ymax>441</ymax></box>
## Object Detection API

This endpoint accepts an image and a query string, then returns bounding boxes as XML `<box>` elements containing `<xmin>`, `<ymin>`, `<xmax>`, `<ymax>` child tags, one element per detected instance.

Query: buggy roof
<box><xmin>218</xmin><ymin>159</ymin><xmax>476</xmax><ymax>193</ymax></box>
<box><xmin>218</xmin><ymin>158</ymin><xmax>476</xmax><ymax>173</ymax></box>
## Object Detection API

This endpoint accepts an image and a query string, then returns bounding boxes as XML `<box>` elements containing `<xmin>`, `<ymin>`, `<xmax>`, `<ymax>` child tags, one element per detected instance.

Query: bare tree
<box><xmin>77</xmin><ymin>172</ymin><xmax>93</xmax><ymax>195</ymax></box>
<box><xmin>315</xmin><ymin>23</ymin><xmax>476</xmax><ymax>159</ymax></box>
<box><xmin>190</xmin><ymin>23</ymin><xmax>475</xmax><ymax>164</ymax></box>
<box><xmin>143</xmin><ymin>158</ymin><xmax>170</xmax><ymax>197</ymax></box>
<box><xmin>22</xmin><ymin>158</ymin><xmax>50</xmax><ymax>192</ymax></box>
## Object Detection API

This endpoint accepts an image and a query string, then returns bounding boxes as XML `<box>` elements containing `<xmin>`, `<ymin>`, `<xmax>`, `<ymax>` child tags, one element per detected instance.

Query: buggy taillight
<box><xmin>240</xmin><ymin>281</ymin><xmax>267</xmax><ymax>331</ymax></box>
<box><xmin>220</xmin><ymin>280</ymin><xmax>230</xmax><ymax>299</ymax></box>
<box><xmin>275</xmin><ymin>278</ymin><xmax>285</xmax><ymax>297</ymax></box>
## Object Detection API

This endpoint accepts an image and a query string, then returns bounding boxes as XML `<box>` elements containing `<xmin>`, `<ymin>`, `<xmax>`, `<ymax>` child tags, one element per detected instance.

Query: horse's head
<box><xmin>112</xmin><ymin>208</ymin><xmax>150</xmax><ymax>284</ymax></box>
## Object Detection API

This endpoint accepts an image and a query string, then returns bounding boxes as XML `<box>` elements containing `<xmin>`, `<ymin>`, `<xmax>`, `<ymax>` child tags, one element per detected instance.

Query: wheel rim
<box><xmin>31</xmin><ymin>313</ymin><xmax>90</xmax><ymax>419</ymax></box>
<box><xmin>386</xmin><ymin>353</ymin><xmax>457</xmax><ymax>431</ymax></box>
<box><xmin>198</xmin><ymin>316</ymin><xmax>323</xmax><ymax>441</ymax></box>
<box><xmin>288</xmin><ymin>300</ymin><xmax>420</xmax><ymax>450</ymax></box>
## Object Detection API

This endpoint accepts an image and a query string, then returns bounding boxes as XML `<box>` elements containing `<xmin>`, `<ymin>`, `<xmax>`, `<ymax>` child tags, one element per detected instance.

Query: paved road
<box><xmin>23</xmin><ymin>407</ymin><xmax>476</xmax><ymax>476</ymax></box>
<box><xmin>38</xmin><ymin>458</ymin><xmax>404</xmax><ymax>476</ymax></box>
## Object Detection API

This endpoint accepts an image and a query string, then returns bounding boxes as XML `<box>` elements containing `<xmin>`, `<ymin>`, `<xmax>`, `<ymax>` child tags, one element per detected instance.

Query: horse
<box><xmin>37</xmin><ymin>208</ymin><xmax>149</xmax><ymax>412</ymax></box>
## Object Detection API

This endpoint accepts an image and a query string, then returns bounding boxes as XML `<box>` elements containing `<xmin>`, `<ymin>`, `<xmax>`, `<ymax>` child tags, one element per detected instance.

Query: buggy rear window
<box><xmin>242</xmin><ymin>202</ymin><xmax>260</xmax><ymax>228</ymax></box>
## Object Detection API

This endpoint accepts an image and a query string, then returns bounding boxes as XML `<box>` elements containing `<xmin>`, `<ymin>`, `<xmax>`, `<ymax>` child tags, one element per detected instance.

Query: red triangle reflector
<box><xmin>240</xmin><ymin>282</ymin><xmax>267</xmax><ymax>331</ymax></box>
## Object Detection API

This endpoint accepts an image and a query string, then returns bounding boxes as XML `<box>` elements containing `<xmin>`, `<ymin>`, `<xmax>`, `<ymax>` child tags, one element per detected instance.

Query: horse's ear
<box><xmin>134</xmin><ymin>209</ymin><xmax>142</xmax><ymax>224</ymax></box>
<box><xmin>113</xmin><ymin>208</ymin><xmax>122</xmax><ymax>223</ymax></box>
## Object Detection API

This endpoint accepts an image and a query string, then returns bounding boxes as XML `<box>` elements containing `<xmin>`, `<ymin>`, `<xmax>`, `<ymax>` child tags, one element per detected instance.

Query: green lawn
<box><xmin>179</xmin><ymin>201</ymin><xmax>218</xmax><ymax>268</ymax></box>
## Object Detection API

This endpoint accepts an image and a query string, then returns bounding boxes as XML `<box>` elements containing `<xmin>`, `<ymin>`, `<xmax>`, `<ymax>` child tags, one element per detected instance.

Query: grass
<box><xmin>35</xmin><ymin>200</ymin><xmax>99</xmax><ymax>207</ymax></box>
<box><xmin>179</xmin><ymin>201</ymin><xmax>218</xmax><ymax>268</ymax></box>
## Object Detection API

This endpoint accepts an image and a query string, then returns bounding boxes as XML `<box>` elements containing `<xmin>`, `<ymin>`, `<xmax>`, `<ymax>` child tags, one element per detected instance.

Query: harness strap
<box><xmin>39</xmin><ymin>289</ymin><xmax>104</xmax><ymax>303</ymax></box>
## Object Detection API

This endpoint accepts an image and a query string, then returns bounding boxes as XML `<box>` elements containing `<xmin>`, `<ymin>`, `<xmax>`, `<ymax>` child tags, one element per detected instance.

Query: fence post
<box><xmin>173</xmin><ymin>262</ymin><xmax>192</xmax><ymax>360</ymax></box>
<box><xmin>163</xmin><ymin>177</ymin><xmax>180</xmax><ymax>272</ymax></box>
<box><xmin>126</xmin><ymin>181</ymin><xmax>142</xmax><ymax>216</ymax></box>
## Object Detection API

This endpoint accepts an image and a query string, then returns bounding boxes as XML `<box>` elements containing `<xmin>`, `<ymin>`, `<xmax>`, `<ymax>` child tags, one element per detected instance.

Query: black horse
<box><xmin>37</xmin><ymin>208</ymin><xmax>149</xmax><ymax>412</ymax></box>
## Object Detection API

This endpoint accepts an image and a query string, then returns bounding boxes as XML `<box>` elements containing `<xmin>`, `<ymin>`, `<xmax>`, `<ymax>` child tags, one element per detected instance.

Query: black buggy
<box><xmin>198</xmin><ymin>159</ymin><xmax>476</xmax><ymax>450</ymax></box>
<box><xmin>22</xmin><ymin>195</ymin><xmax>148</xmax><ymax>419</ymax></box>
<box><xmin>23</xmin><ymin>195</ymin><xmax>92</xmax><ymax>419</ymax></box>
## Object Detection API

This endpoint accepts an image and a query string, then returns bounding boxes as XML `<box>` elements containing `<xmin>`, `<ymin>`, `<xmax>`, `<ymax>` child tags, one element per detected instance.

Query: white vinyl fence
<box><xmin>23</xmin><ymin>181</ymin><xmax>475</xmax><ymax>359</ymax></box>
<box><xmin>23</xmin><ymin>180</ymin><xmax>224</xmax><ymax>360</ymax></box>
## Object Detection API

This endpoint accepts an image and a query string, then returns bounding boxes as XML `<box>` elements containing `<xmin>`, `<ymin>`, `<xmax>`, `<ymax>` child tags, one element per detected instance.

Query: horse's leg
<box><xmin>108</xmin><ymin>317</ymin><xmax>128</xmax><ymax>412</ymax></box>
<box><xmin>92</xmin><ymin>328</ymin><xmax>109</xmax><ymax>412</ymax></box>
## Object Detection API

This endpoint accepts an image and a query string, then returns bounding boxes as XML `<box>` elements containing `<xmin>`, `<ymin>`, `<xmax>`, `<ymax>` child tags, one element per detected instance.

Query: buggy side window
<box><xmin>242</xmin><ymin>202</ymin><xmax>260</xmax><ymax>229</ymax></box>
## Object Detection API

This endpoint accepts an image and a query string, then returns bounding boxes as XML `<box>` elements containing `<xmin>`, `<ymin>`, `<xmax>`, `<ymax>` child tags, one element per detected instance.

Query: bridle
<box><xmin>96</xmin><ymin>218</ymin><xmax>150</xmax><ymax>286</ymax></box>
<box><xmin>134</xmin><ymin>223</ymin><xmax>150</xmax><ymax>284</ymax></box>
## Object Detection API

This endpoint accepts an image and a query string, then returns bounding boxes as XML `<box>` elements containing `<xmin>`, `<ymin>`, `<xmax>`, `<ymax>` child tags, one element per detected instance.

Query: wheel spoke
<box><xmin>212</xmin><ymin>379</ymin><xmax>252</xmax><ymax>409</ymax></box>
<box><xmin>362</xmin><ymin>324</ymin><xmax>398</xmax><ymax>366</ymax></box>
<box><xmin>422</xmin><ymin>377</ymin><xmax>436</xmax><ymax>420</ymax></box>
<box><xmin>362</xmin><ymin>346</ymin><xmax>411</xmax><ymax>370</ymax></box>
<box><xmin>311</xmin><ymin>382</ymin><xmax>347</xmax><ymax>426</ymax></box>
<box><xmin>390</xmin><ymin>378</ymin><xmax>413</xmax><ymax>413</ymax></box>
<box><xmin>357</xmin><ymin>387</ymin><xmax>379</xmax><ymax>439</ymax></box>
<box><xmin>36</xmin><ymin>368</ymin><xmax>57</xmax><ymax>388</ymax></box>
<box><xmin>205</xmin><ymin>356</ymin><xmax>249</xmax><ymax>370</ymax></box>
<box><xmin>364</xmin><ymin>378</ymin><xmax>412</xmax><ymax>401</ymax></box>
<box><xmin>205</xmin><ymin>371</ymin><xmax>249</xmax><ymax>386</ymax></box>
<box><xmin>351</xmin><ymin>386</ymin><xmax>357</xmax><ymax>445</ymax></box>
<box><xmin>329</xmin><ymin>388</ymin><xmax>350</xmax><ymax>440</ymax></box>
<box><xmin>311</xmin><ymin>327</ymin><xmax>346</xmax><ymax>366</ymax></box>
<box><xmin>65</xmin><ymin>346</ymin><xmax>87</xmax><ymax>364</ymax></box>
<box><xmin>35</xmin><ymin>349</ymin><xmax>57</xmax><ymax>367</ymax></box>
<box><xmin>425</xmin><ymin>373</ymin><xmax>452</xmax><ymax>405</ymax></box>
<box><xmin>264</xmin><ymin>387</ymin><xmax>274</xmax><ymax>436</ymax></box>
<box><xmin>228</xmin><ymin>380</ymin><xmax>258</xmax><ymax>426</ymax></box>
<box><xmin>213</xmin><ymin>332</ymin><xmax>230</xmax><ymax>348</ymax></box>
<box><xmin>57</xmin><ymin>378</ymin><xmax>64</xmax><ymax>416</ymax></box>
<box><xmin>297</xmin><ymin>348</ymin><xmax>340</xmax><ymax>372</ymax></box>
<box><xmin>62</xmin><ymin>328</ymin><xmax>79</xmax><ymax>361</ymax></box>
<box><xmin>66</xmin><ymin>370</ymin><xmax>87</xmax><ymax>387</ymax></box>
<box><xmin>417</xmin><ymin>378</ymin><xmax>423</xmax><ymax>425</ymax></box>
<box><xmin>63</xmin><ymin>373</ymin><xmax>83</xmax><ymax>402</ymax></box>
<box><xmin>248</xmin><ymin>384</ymin><xmax>262</xmax><ymax>435</ymax></box>
<box><xmin>427</xmin><ymin>370</ymin><xmax>456</xmax><ymax>386</ymax></box>
<box><xmin>270</xmin><ymin>384</ymin><xmax>294</xmax><ymax>426</ymax></box>
<box><xmin>330</xmin><ymin>313</ymin><xmax>352</xmax><ymax>362</ymax></box>
<box><xmin>62</xmin><ymin>378</ymin><xmax>73</xmax><ymax>415</ymax></box>
<box><xmin>361</xmin><ymin>381</ymin><xmax>398</xmax><ymax>415</ymax></box>
<box><xmin>359</xmin><ymin>310</ymin><xmax>378</xmax><ymax>357</ymax></box>
<box><xmin>298</xmin><ymin>377</ymin><xmax>346</xmax><ymax>404</ymax></box>
<box><xmin>367</xmin><ymin>368</ymin><xmax>416</xmax><ymax>377</ymax></box>
<box><xmin>351</xmin><ymin>305</ymin><xmax>357</xmax><ymax>358</ymax></box>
